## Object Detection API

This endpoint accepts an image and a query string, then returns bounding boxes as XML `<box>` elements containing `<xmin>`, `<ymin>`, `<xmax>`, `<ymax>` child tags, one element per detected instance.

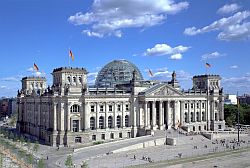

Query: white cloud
<box><xmin>68</xmin><ymin>0</ymin><xmax>189</xmax><ymax>37</ymax></box>
<box><xmin>0</xmin><ymin>77</ymin><xmax>19</xmax><ymax>82</ymax></box>
<box><xmin>201</xmin><ymin>51</ymin><xmax>225</xmax><ymax>60</ymax></box>
<box><xmin>27</xmin><ymin>67</ymin><xmax>34</xmax><ymax>72</ymax></box>
<box><xmin>230</xmin><ymin>65</ymin><xmax>238</xmax><ymax>69</ymax></box>
<box><xmin>217</xmin><ymin>3</ymin><xmax>240</xmax><ymax>15</ymax></box>
<box><xmin>147</xmin><ymin>67</ymin><xmax>192</xmax><ymax>81</ymax></box>
<box><xmin>143</xmin><ymin>43</ymin><xmax>190</xmax><ymax>59</ymax></box>
<box><xmin>0</xmin><ymin>86</ymin><xmax>7</xmax><ymax>89</ymax></box>
<box><xmin>184</xmin><ymin>11</ymin><xmax>250</xmax><ymax>41</ymax></box>
<box><xmin>222</xmin><ymin>73</ymin><xmax>250</xmax><ymax>93</ymax></box>
<box><xmin>170</xmin><ymin>53</ymin><xmax>182</xmax><ymax>60</ymax></box>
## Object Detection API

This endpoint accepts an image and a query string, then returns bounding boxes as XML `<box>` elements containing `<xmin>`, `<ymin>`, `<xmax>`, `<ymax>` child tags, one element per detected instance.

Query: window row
<box><xmin>70</xmin><ymin>104</ymin><xmax>130</xmax><ymax>113</ymax></box>
<box><xmin>90</xmin><ymin>115</ymin><xmax>129</xmax><ymax>130</ymax></box>
<box><xmin>90</xmin><ymin>104</ymin><xmax>130</xmax><ymax>112</ymax></box>
<box><xmin>67</xmin><ymin>76</ymin><xmax>83</xmax><ymax>83</ymax></box>
<box><xmin>184</xmin><ymin>112</ymin><xmax>206</xmax><ymax>123</ymax></box>
<box><xmin>184</xmin><ymin>102</ymin><xmax>206</xmax><ymax>109</ymax></box>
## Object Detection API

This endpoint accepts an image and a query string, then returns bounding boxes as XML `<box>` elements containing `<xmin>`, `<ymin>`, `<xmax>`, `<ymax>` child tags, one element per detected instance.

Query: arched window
<box><xmin>70</xmin><ymin>104</ymin><xmax>80</xmax><ymax>113</ymax></box>
<box><xmin>90</xmin><ymin>117</ymin><xmax>95</xmax><ymax>130</ymax></box>
<box><xmin>108</xmin><ymin>116</ymin><xmax>113</xmax><ymax>128</ymax></box>
<box><xmin>68</xmin><ymin>76</ymin><xmax>71</xmax><ymax>83</ymax></box>
<box><xmin>117</xmin><ymin>115</ymin><xmax>121</xmax><ymax>128</ymax></box>
<box><xmin>99</xmin><ymin>116</ymin><xmax>104</xmax><ymax>129</ymax></box>
<box><xmin>184</xmin><ymin>112</ymin><xmax>188</xmax><ymax>123</ymax></box>
<box><xmin>125</xmin><ymin>115</ymin><xmax>129</xmax><ymax>127</ymax></box>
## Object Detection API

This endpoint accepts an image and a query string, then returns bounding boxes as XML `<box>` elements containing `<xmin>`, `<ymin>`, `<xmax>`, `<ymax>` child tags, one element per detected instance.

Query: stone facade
<box><xmin>16</xmin><ymin>60</ymin><xmax>225</xmax><ymax>146</ymax></box>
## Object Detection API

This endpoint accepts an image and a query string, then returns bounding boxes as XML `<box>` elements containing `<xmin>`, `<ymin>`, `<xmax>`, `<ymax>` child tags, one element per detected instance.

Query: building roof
<box><xmin>95</xmin><ymin>60</ymin><xmax>143</xmax><ymax>88</ymax></box>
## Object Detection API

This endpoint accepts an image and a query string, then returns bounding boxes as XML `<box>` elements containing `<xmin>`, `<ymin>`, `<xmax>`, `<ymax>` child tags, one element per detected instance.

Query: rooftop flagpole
<box><xmin>68</xmin><ymin>48</ymin><xmax>70</xmax><ymax>67</ymax></box>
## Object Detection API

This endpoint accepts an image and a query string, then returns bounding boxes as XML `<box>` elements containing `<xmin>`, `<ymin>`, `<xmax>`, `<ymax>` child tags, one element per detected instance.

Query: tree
<box><xmin>37</xmin><ymin>159</ymin><xmax>45</xmax><ymax>168</ymax></box>
<box><xmin>9</xmin><ymin>114</ymin><xmax>17</xmax><ymax>127</ymax></box>
<box><xmin>20</xmin><ymin>135</ymin><xmax>25</xmax><ymax>145</ymax></box>
<box><xmin>65</xmin><ymin>155</ymin><xmax>73</xmax><ymax>168</ymax></box>
<box><xmin>27</xmin><ymin>154</ymin><xmax>34</xmax><ymax>165</ymax></box>
<box><xmin>33</xmin><ymin>141</ymin><xmax>40</xmax><ymax>153</ymax></box>
<box><xmin>81</xmin><ymin>161</ymin><xmax>88</xmax><ymax>168</ymax></box>
<box><xmin>27</xmin><ymin>139</ymin><xmax>31</xmax><ymax>152</ymax></box>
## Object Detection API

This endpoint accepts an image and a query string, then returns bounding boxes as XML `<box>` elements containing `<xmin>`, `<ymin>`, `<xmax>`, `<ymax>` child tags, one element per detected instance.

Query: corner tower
<box><xmin>52</xmin><ymin>67</ymin><xmax>88</xmax><ymax>96</ymax></box>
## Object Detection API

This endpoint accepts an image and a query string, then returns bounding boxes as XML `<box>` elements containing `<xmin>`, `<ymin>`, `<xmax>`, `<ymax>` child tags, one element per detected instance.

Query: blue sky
<box><xmin>0</xmin><ymin>0</ymin><xmax>250</xmax><ymax>97</ymax></box>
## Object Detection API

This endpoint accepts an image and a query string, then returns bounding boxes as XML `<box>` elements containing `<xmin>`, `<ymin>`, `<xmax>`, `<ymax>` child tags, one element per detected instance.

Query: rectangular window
<box><xmin>191</xmin><ymin>103</ymin><xmax>194</xmax><ymax>109</ymax></box>
<box><xmin>101</xmin><ymin>134</ymin><xmax>105</xmax><ymax>140</ymax></box>
<box><xmin>117</xmin><ymin>104</ymin><xmax>121</xmax><ymax>111</ymax></box>
<box><xmin>72</xmin><ymin>120</ymin><xmax>79</xmax><ymax>132</ymax></box>
<box><xmin>202</xmin><ymin>103</ymin><xmax>205</xmax><ymax>109</ymax></box>
<box><xmin>75</xmin><ymin>137</ymin><xmax>81</xmax><ymax>143</ymax></box>
<box><xmin>92</xmin><ymin>135</ymin><xmax>96</xmax><ymax>141</ymax></box>
<box><xmin>109</xmin><ymin>105</ymin><xmax>112</xmax><ymax>112</ymax></box>
<box><xmin>91</xmin><ymin>105</ymin><xmax>95</xmax><ymax>112</ymax></box>
<box><xmin>196</xmin><ymin>103</ymin><xmax>199</xmax><ymax>109</ymax></box>
<box><xmin>119</xmin><ymin>132</ymin><xmax>122</xmax><ymax>138</ymax></box>
<box><xmin>185</xmin><ymin>103</ymin><xmax>188</xmax><ymax>109</ymax></box>
<box><xmin>125</xmin><ymin>104</ymin><xmax>129</xmax><ymax>111</ymax></box>
<box><xmin>110</xmin><ymin>133</ymin><xmax>114</xmax><ymax>139</ymax></box>
<box><xmin>100</xmin><ymin>105</ymin><xmax>104</xmax><ymax>112</ymax></box>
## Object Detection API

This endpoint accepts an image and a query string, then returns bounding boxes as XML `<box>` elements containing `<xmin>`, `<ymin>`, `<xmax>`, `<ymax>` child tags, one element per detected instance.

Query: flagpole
<box><xmin>237</xmin><ymin>91</ymin><xmax>240</xmax><ymax>142</ymax></box>
<box><xmin>68</xmin><ymin>48</ymin><xmax>70</xmax><ymax>67</ymax></box>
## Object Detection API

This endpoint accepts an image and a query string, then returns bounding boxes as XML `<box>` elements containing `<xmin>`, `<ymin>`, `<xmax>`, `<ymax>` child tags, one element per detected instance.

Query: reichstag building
<box><xmin>16</xmin><ymin>60</ymin><xmax>225</xmax><ymax>146</ymax></box>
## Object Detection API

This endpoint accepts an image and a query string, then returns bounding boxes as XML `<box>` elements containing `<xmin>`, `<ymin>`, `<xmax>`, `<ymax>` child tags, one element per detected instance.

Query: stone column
<box><xmin>194</xmin><ymin>101</ymin><xmax>196</xmax><ymax>122</ymax></box>
<box><xmin>96</xmin><ymin>103</ymin><xmax>100</xmax><ymax>129</ymax></box>
<box><xmin>188</xmin><ymin>101</ymin><xmax>190</xmax><ymax>123</ymax></box>
<box><xmin>221</xmin><ymin>100</ymin><xmax>224</xmax><ymax>120</ymax></box>
<box><xmin>159</xmin><ymin>101</ymin><xmax>163</xmax><ymax>130</ymax></box>
<box><xmin>122</xmin><ymin>102</ymin><xmax>125</xmax><ymax>128</ymax></box>
<box><xmin>114</xmin><ymin>103</ymin><xmax>117</xmax><ymax>128</ymax></box>
<box><xmin>174</xmin><ymin>101</ymin><xmax>180</xmax><ymax>128</ymax></box>
<box><xmin>67</xmin><ymin>104</ymin><xmax>71</xmax><ymax>132</ymax></box>
<box><xmin>84</xmin><ymin>102</ymin><xmax>90</xmax><ymax>130</ymax></box>
<box><xmin>167</xmin><ymin>101</ymin><xmax>171</xmax><ymax>129</ymax></box>
<box><xmin>105</xmin><ymin>102</ymin><xmax>108</xmax><ymax>129</ymax></box>
<box><xmin>144</xmin><ymin>101</ymin><xmax>148</xmax><ymax>128</ymax></box>
<box><xmin>152</xmin><ymin>101</ymin><xmax>156</xmax><ymax>130</ymax></box>
<box><xmin>53</xmin><ymin>103</ymin><xmax>57</xmax><ymax>131</ymax></box>
<box><xmin>180</xmin><ymin>101</ymin><xmax>184</xmax><ymax>125</ymax></box>
<box><xmin>211</xmin><ymin>101</ymin><xmax>215</xmax><ymax>121</ymax></box>
<box><xmin>207</xmin><ymin>100</ymin><xmax>211</xmax><ymax>130</ymax></box>
<box><xmin>60</xmin><ymin>103</ymin><xmax>65</xmax><ymax>131</ymax></box>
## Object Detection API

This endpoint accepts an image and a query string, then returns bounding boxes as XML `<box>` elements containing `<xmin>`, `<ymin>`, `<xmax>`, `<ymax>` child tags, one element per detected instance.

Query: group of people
<box><xmin>141</xmin><ymin>155</ymin><xmax>153</xmax><ymax>163</ymax></box>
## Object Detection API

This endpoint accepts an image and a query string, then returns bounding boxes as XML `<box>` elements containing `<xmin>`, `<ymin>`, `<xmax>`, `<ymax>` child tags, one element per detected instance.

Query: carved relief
<box><xmin>154</xmin><ymin>87</ymin><xmax>174</xmax><ymax>96</ymax></box>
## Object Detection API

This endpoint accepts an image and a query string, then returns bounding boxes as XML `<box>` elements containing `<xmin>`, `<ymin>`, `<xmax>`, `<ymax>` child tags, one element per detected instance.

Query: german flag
<box><xmin>69</xmin><ymin>49</ymin><xmax>74</xmax><ymax>61</ymax></box>
<box><xmin>148</xmin><ymin>69</ymin><xmax>154</xmax><ymax>77</ymax></box>
<box><xmin>205</xmin><ymin>62</ymin><xmax>211</xmax><ymax>68</ymax></box>
<box><xmin>33</xmin><ymin>63</ymin><xmax>39</xmax><ymax>71</ymax></box>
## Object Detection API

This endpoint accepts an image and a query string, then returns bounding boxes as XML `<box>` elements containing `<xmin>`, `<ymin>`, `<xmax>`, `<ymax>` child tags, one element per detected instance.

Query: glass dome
<box><xmin>95</xmin><ymin>60</ymin><xmax>144</xmax><ymax>87</ymax></box>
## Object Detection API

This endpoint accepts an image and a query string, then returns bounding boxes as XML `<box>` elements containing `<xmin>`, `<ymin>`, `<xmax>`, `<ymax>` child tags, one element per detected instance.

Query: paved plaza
<box><xmin>39</xmin><ymin>129</ymin><xmax>249</xmax><ymax>168</ymax></box>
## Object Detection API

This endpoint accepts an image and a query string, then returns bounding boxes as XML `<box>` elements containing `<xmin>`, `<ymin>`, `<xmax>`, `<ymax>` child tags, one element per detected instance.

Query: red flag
<box><xmin>69</xmin><ymin>49</ymin><xmax>74</xmax><ymax>61</ymax></box>
<box><xmin>205</xmin><ymin>62</ymin><xmax>211</xmax><ymax>68</ymax></box>
<box><xmin>33</xmin><ymin>63</ymin><xmax>39</xmax><ymax>71</ymax></box>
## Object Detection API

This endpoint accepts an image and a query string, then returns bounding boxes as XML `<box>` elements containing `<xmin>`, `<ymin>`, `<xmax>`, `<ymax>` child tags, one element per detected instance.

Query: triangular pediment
<box><xmin>142</xmin><ymin>83</ymin><xmax>184</xmax><ymax>97</ymax></box>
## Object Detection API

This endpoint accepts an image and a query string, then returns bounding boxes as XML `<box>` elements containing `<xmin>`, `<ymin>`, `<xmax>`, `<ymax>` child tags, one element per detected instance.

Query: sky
<box><xmin>0</xmin><ymin>0</ymin><xmax>250</xmax><ymax>97</ymax></box>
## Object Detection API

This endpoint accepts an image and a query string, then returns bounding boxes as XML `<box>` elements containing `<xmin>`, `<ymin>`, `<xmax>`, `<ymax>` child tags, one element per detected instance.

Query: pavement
<box><xmin>36</xmin><ymin>129</ymin><xmax>250</xmax><ymax>168</ymax></box>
